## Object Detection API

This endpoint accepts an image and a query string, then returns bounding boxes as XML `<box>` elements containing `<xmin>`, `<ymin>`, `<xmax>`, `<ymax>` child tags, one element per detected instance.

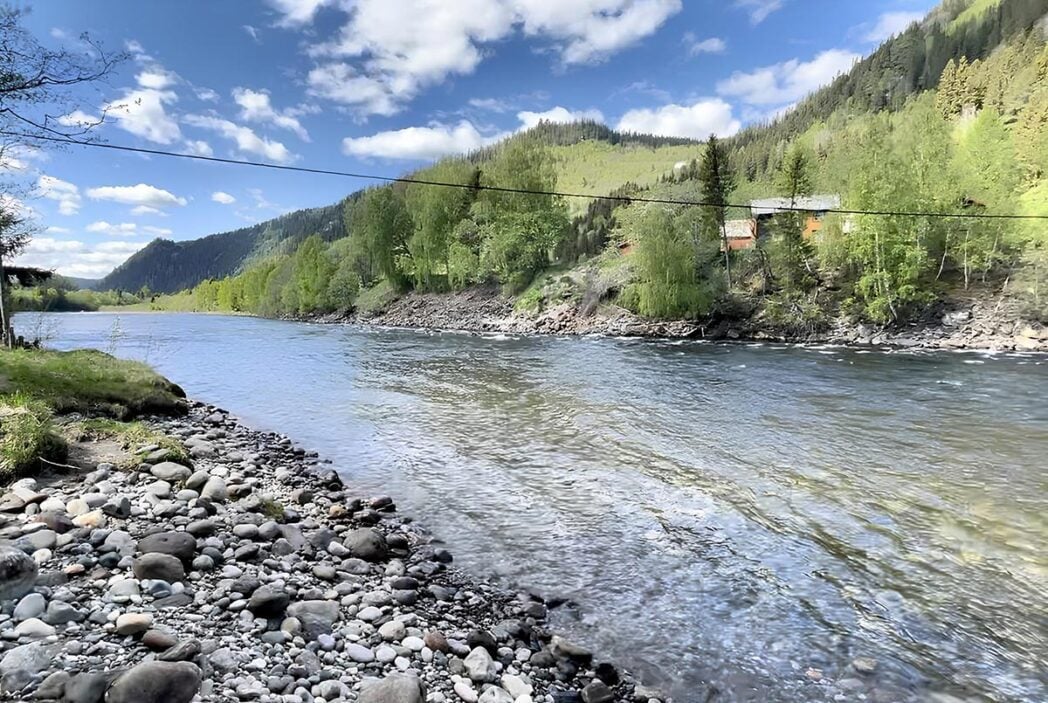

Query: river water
<box><xmin>19</xmin><ymin>312</ymin><xmax>1048</xmax><ymax>703</ymax></box>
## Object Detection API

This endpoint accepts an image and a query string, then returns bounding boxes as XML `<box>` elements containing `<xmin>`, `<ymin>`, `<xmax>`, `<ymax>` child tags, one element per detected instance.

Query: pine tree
<box><xmin>698</xmin><ymin>135</ymin><xmax>736</xmax><ymax>288</ymax></box>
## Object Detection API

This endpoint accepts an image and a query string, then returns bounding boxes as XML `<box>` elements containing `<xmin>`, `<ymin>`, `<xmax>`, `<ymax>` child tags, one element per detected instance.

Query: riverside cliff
<box><xmin>0</xmin><ymin>402</ymin><xmax>648</xmax><ymax>703</ymax></box>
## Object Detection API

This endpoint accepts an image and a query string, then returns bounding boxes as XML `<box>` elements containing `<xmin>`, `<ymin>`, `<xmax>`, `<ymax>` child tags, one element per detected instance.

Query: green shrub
<box><xmin>0</xmin><ymin>393</ymin><xmax>68</xmax><ymax>480</ymax></box>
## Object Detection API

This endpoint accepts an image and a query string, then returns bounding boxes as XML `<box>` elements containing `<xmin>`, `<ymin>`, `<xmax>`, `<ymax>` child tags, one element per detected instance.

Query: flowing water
<box><xmin>20</xmin><ymin>312</ymin><xmax>1048</xmax><ymax>703</ymax></box>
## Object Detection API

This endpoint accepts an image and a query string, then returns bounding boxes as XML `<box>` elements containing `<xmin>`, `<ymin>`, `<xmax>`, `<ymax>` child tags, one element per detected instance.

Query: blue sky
<box><xmin>10</xmin><ymin>0</ymin><xmax>936</xmax><ymax>278</ymax></box>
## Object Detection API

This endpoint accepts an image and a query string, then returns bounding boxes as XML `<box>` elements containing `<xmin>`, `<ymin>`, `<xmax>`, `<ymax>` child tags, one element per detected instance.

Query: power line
<box><xmin>5</xmin><ymin>130</ymin><xmax>1047</xmax><ymax>221</ymax></box>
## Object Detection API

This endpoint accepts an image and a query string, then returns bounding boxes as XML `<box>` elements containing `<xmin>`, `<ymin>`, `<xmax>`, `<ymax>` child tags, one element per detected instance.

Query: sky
<box><xmin>8</xmin><ymin>0</ymin><xmax>937</xmax><ymax>279</ymax></box>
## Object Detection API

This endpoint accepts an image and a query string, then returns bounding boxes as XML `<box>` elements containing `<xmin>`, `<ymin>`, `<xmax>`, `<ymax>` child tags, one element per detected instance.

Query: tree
<box><xmin>698</xmin><ymin>135</ymin><xmax>736</xmax><ymax>287</ymax></box>
<box><xmin>624</xmin><ymin>207</ymin><xmax>711</xmax><ymax>319</ymax></box>
<box><xmin>404</xmin><ymin>160</ymin><xmax>478</xmax><ymax>291</ymax></box>
<box><xmin>767</xmin><ymin>144</ymin><xmax>816</xmax><ymax>293</ymax></box>
<box><xmin>0</xmin><ymin>6</ymin><xmax>123</xmax><ymax>346</ymax></box>
<box><xmin>291</xmin><ymin>235</ymin><xmax>335</xmax><ymax>313</ymax></box>
<box><xmin>351</xmin><ymin>186</ymin><xmax>413</xmax><ymax>290</ymax></box>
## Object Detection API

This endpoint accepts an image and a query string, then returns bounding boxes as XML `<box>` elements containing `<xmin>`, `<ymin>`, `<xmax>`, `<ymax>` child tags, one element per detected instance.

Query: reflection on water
<box><xmin>25</xmin><ymin>312</ymin><xmax>1048</xmax><ymax>703</ymax></box>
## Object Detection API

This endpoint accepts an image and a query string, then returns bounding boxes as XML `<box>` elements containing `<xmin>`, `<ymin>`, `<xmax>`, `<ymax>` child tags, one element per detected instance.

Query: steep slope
<box><xmin>98</xmin><ymin>201</ymin><xmax>345</xmax><ymax>294</ymax></box>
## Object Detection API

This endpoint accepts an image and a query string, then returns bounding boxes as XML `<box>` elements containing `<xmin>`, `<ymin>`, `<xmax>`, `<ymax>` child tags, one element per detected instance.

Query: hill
<box><xmin>96</xmin><ymin>124</ymin><xmax>698</xmax><ymax>293</ymax></box>
<box><xmin>97</xmin><ymin>201</ymin><xmax>346</xmax><ymax>294</ymax></box>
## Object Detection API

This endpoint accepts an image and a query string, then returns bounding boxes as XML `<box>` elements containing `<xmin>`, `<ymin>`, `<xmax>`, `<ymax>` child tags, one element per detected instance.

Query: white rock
<box><xmin>454</xmin><ymin>681</ymin><xmax>478</xmax><ymax>703</ymax></box>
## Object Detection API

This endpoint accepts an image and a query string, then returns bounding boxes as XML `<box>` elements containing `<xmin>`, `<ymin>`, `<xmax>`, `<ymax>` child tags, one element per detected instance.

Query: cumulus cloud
<box><xmin>863</xmin><ymin>11</ymin><xmax>922</xmax><ymax>43</ymax></box>
<box><xmin>517</xmin><ymin>106</ymin><xmax>604</xmax><ymax>129</ymax></box>
<box><xmin>212</xmin><ymin>191</ymin><xmax>237</xmax><ymax>205</ymax></box>
<box><xmin>716</xmin><ymin>49</ymin><xmax>860</xmax><ymax>106</ymax></box>
<box><xmin>342</xmin><ymin>104</ymin><xmax>609</xmax><ymax>160</ymax></box>
<box><xmin>184</xmin><ymin>114</ymin><xmax>295</xmax><ymax>163</ymax></box>
<box><xmin>183</xmin><ymin>140</ymin><xmax>214</xmax><ymax>157</ymax></box>
<box><xmin>13</xmin><ymin>239</ymin><xmax>149</xmax><ymax>278</ymax></box>
<box><xmin>684</xmin><ymin>33</ymin><xmax>726</xmax><ymax>56</ymax></box>
<box><xmin>232</xmin><ymin>88</ymin><xmax>310</xmax><ymax>141</ymax></box>
<box><xmin>103</xmin><ymin>87</ymin><xmax>182</xmax><ymax>144</ymax></box>
<box><xmin>37</xmin><ymin>175</ymin><xmax>81</xmax><ymax>215</ymax></box>
<box><xmin>86</xmin><ymin>221</ymin><xmax>138</xmax><ymax>237</ymax></box>
<box><xmin>136</xmin><ymin>68</ymin><xmax>178</xmax><ymax>90</ymax></box>
<box><xmin>616</xmin><ymin>99</ymin><xmax>740</xmax><ymax>139</ymax></box>
<box><xmin>735</xmin><ymin>0</ymin><xmax>783</xmax><ymax>24</ymax></box>
<box><xmin>86</xmin><ymin>184</ymin><xmax>188</xmax><ymax>209</ymax></box>
<box><xmin>300</xmin><ymin>0</ymin><xmax>681</xmax><ymax>115</ymax></box>
<box><xmin>267</xmin><ymin>0</ymin><xmax>335</xmax><ymax>26</ymax></box>
<box><xmin>342</xmin><ymin>121</ymin><xmax>496</xmax><ymax>161</ymax></box>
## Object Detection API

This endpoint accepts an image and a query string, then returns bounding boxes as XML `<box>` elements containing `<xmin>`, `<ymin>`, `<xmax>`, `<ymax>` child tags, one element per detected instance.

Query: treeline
<box><xmin>11</xmin><ymin>277</ymin><xmax>147</xmax><ymax>312</ymax></box>
<box><xmin>187</xmin><ymin>139</ymin><xmax>578</xmax><ymax>316</ymax></box>
<box><xmin>724</xmin><ymin>0</ymin><xmax>1048</xmax><ymax>182</ymax></box>
<box><xmin>98</xmin><ymin>201</ymin><xmax>346</xmax><ymax>294</ymax></box>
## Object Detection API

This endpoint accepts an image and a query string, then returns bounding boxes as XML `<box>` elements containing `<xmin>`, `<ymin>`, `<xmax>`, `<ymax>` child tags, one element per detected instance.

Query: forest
<box><xmin>130</xmin><ymin>2</ymin><xmax>1048</xmax><ymax>330</ymax></box>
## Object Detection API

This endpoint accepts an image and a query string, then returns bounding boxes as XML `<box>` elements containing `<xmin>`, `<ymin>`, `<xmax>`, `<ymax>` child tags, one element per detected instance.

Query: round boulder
<box><xmin>343</xmin><ymin>528</ymin><xmax>388</xmax><ymax>562</ymax></box>
<box><xmin>149</xmin><ymin>462</ymin><xmax>192</xmax><ymax>483</ymax></box>
<box><xmin>357</xmin><ymin>673</ymin><xmax>425</xmax><ymax>703</ymax></box>
<box><xmin>0</xmin><ymin>546</ymin><xmax>38</xmax><ymax>601</ymax></box>
<box><xmin>138</xmin><ymin>532</ymin><xmax>196</xmax><ymax>563</ymax></box>
<box><xmin>133</xmin><ymin>553</ymin><xmax>185</xmax><ymax>583</ymax></box>
<box><xmin>105</xmin><ymin>661</ymin><xmax>201</xmax><ymax>703</ymax></box>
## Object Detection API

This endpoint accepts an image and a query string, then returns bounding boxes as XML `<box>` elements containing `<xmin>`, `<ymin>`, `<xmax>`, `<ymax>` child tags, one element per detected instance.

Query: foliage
<box><xmin>0</xmin><ymin>393</ymin><xmax>67</xmax><ymax>481</ymax></box>
<box><xmin>70</xmin><ymin>417</ymin><xmax>191</xmax><ymax>468</ymax></box>
<box><xmin>0</xmin><ymin>348</ymin><xmax>186</xmax><ymax>418</ymax></box>
<box><xmin>621</xmin><ymin>207</ymin><xmax>713</xmax><ymax>319</ymax></box>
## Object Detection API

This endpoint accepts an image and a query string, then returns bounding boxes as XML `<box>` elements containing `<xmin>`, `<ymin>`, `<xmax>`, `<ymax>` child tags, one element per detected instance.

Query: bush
<box><xmin>0</xmin><ymin>393</ymin><xmax>67</xmax><ymax>480</ymax></box>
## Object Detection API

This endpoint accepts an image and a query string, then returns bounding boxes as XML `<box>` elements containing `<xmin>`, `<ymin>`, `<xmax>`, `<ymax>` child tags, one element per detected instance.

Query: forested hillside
<box><xmin>97</xmin><ymin>201</ymin><xmax>347</xmax><ymax>294</ymax></box>
<box><xmin>129</xmin><ymin>0</ymin><xmax>1047</xmax><ymax>336</ymax></box>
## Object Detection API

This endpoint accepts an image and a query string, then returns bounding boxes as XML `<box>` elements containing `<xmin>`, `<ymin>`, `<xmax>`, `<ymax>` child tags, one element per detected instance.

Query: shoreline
<box><xmin>0</xmin><ymin>402</ymin><xmax>646</xmax><ymax>703</ymax></box>
<box><xmin>96</xmin><ymin>286</ymin><xmax>1048</xmax><ymax>353</ymax></box>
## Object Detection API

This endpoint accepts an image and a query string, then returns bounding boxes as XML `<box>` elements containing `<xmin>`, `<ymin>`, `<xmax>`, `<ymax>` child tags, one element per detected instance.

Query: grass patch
<box><xmin>0</xmin><ymin>393</ymin><xmax>68</xmax><ymax>481</ymax></box>
<box><xmin>355</xmin><ymin>279</ymin><xmax>400</xmax><ymax>315</ymax></box>
<box><xmin>0</xmin><ymin>348</ymin><xmax>187</xmax><ymax>419</ymax></box>
<box><xmin>69</xmin><ymin>418</ymin><xmax>190</xmax><ymax>468</ymax></box>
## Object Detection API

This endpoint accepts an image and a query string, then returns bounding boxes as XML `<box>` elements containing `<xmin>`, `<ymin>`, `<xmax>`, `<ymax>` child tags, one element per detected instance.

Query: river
<box><xmin>19</xmin><ymin>311</ymin><xmax>1048</xmax><ymax>703</ymax></box>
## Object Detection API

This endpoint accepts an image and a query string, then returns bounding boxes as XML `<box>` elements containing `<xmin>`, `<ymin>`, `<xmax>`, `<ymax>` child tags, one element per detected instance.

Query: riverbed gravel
<box><xmin>0</xmin><ymin>402</ymin><xmax>650</xmax><ymax>703</ymax></box>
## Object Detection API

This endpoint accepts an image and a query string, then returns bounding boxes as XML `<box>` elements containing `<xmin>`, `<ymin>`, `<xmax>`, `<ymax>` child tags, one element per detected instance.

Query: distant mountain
<box><xmin>64</xmin><ymin>276</ymin><xmax>99</xmax><ymax>290</ymax></box>
<box><xmin>98</xmin><ymin>201</ymin><xmax>346</xmax><ymax>294</ymax></box>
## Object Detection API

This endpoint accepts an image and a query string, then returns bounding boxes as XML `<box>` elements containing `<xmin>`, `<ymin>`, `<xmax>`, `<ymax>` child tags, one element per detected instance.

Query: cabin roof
<box><xmin>750</xmin><ymin>194</ymin><xmax>841</xmax><ymax>218</ymax></box>
<box><xmin>724</xmin><ymin>220</ymin><xmax>754</xmax><ymax>239</ymax></box>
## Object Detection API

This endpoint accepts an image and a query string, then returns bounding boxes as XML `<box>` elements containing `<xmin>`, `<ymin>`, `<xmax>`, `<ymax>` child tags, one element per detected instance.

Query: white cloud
<box><xmin>50</xmin><ymin>28</ymin><xmax>67</xmax><ymax>40</ymax></box>
<box><xmin>243</xmin><ymin>24</ymin><xmax>261</xmax><ymax>42</ymax></box>
<box><xmin>232</xmin><ymin>88</ymin><xmax>310</xmax><ymax>141</ymax></box>
<box><xmin>267</xmin><ymin>0</ymin><xmax>335</xmax><ymax>26</ymax></box>
<box><xmin>342</xmin><ymin>121</ymin><xmax>497</xmax><ymax>160</ymax></box>
<box><xmin>0</xmin><ymin>145</ymin><xmax>41</xmax><ymax>172</ymax></box>
<box><xmin>57</xmin><ymin>109</ymin><xmax>101</xmax><ymax>129</ymax></box>
<box><xmin>717</xmin><ymin>49</ymin><xmax>860</xmax><ymax>106</ymax></box>
<box><xmin>37</xmin><ymin>175</ymin><xmax>81</xmax><ymax>216</ymax></box>
<box><xmin>184</xmin><ymin>114</ymin><xmax>295</xmax><ymax>163</ymax></box>
<box><xmin>616</xmin><ymin>99</ymin><xmax>741</xmax><ymax>139</ymax></box>
<box><xmin>735</xmin><ymin>0</ymin><xmax>783</xmax><ymax>24</ymax></box>
<box><xmin>86</xmin><ymin>184</ymin><xmax>188</xmax><ymax>209</ymax></box>
<box><xmin>143</xmin><ymin>226</ymin><xmax>173</xmax><ymax>236</ymax></box>
<box><xmin>864</xmin><ymin>11</ymin><xmax>922</xmax><ymax>43</ymax></box>
<box><xmin>211</xmin><ymin>191</ymin><xmax>237</xmax><ymax>205</ymax></box>
<box><xmin>136</xmin><ymin>69</ymin><xmax>178</xmax><ymax>90</ymax></box>
<box><xmin>13</xmin><ymin>238</ymin><xmax>149</xmax><ymax>278</ymax></box>
<box><xmin>104</xmin><ymin>87</ymin><xmax>182</xmax><ymax>144</ymax></box>
<box><xmin>341</xmin><ymin>104</ymin><xmax>618</xmax><ymax>160</ymax></box>
<box><xmin>684</xmin><ymin>33</ymin><xmax>726</xmax><ymax>56</ymax></box>
<box><xmin>45</xmin><ymin>226</ymin><xmax>71</xmax><ymax>234</ymax></box>
<box><xmin>131</xmin><ymin>205</ymin><xmax>165</xmax><ymax>216</ymax></box>
<box><xmin>183</xmin><ymin>140</ymin><xmax>214</xmax><ymax>157</ymax></box>
<box><xmin>195</xmin><ymin>87</ymin><xmax>219</xmax><ymax>102</ymax></box>
<box><xmin>125</xmin><ymin>40</ymin><xmax>153</xmax><ymax>63</ymax></box>
<box><xmin>303</xmin><ymin>0</ymin><xmax>680</xmax><ymax>116</ymax></box>
<box><xmin>86</xmin><ymin>221</ymin><xmax>138</xmax><ymax>237</ymax></box>
<box><xmin>517</xmin><ymin>106</ymin><xmax>604</xmax><ymax>130</ymax></box>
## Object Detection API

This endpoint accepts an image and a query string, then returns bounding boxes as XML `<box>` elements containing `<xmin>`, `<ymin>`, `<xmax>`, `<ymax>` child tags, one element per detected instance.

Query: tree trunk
<box><xmin>0</xmin><ymin>252</ymin><xmax>10</xmax><ymax>348</ymax></box>
<box><xmin>937</xmin><ymin>230</ymin><xmax>950</xmax><ymax>280</ymax></box>
<box><xmin>720</xmin><ymin>220</ymin><xmax>732</xmax><ymax>289</ymax></box>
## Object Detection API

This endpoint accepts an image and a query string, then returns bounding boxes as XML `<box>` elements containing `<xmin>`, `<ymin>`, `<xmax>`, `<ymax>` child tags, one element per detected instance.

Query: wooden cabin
<box><xmin>750</xmin><ymin>195</ymin><xmax>842</xmax><ymax>240</ymax></box>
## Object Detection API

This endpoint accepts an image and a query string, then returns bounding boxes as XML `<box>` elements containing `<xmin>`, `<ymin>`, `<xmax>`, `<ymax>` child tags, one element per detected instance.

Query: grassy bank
<box><xmin>0</xmin><ymin>348</ymin><xmax>188</xmax><ymax>480</ymax></box>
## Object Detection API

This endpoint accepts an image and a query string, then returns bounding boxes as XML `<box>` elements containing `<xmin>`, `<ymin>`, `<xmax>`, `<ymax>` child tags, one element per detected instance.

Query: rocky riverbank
<box><xmin>0</xmin><ymin>403</ymin><xmax>651</xmax><ymax>703</ymax></box>
<box><xmin>305</xmin><ymin>286</ymin><xmax>1048</xmax><ymax>352</ymax></box>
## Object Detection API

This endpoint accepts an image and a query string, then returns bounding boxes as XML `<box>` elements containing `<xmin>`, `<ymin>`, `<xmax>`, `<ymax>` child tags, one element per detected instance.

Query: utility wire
<box><xmin>6</xmin><ymin>130</ymin><xmax>1048</xmax><ymax>221</ymax></box>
